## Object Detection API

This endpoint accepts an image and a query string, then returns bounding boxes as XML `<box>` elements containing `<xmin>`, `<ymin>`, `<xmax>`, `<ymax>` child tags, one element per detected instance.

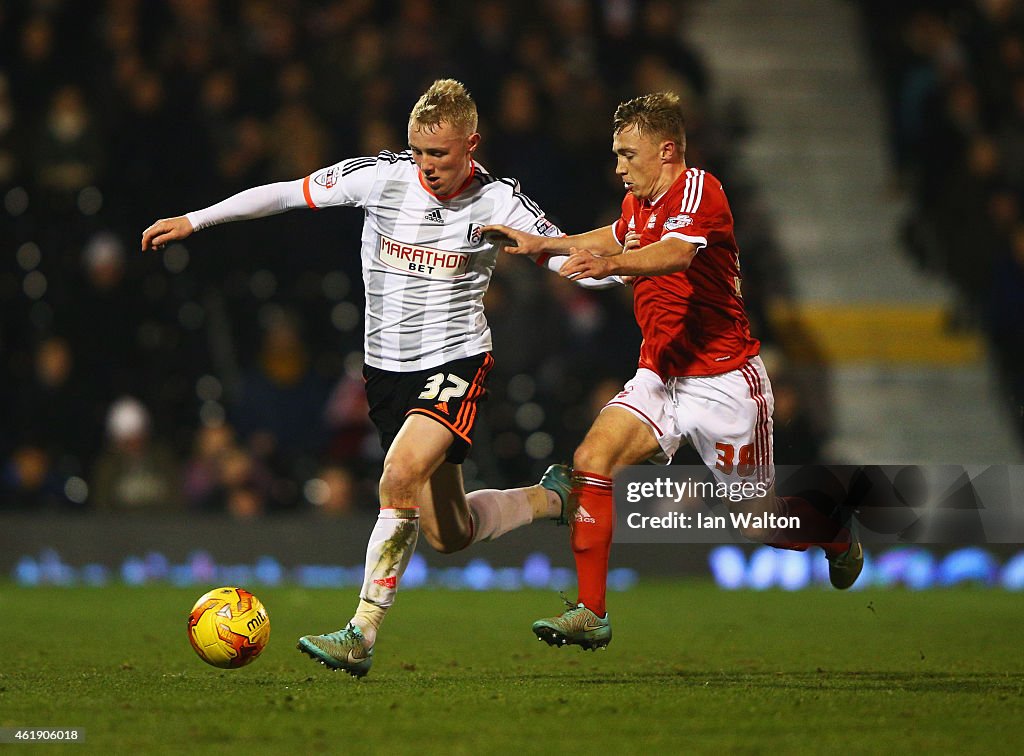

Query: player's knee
<box><xmin>378</xmin><ymin>459</ymin><xmax>424</xmax><ymax>504</ymax></box>
<box><xmin>730</xmin><ymin>502</ymin><xmax>774</xmax><ymax>543</ymax></box>
<box><xmin>572</xmin><ymin>442</ymin><xmax>614</xmax><ymax>477</ymax></box>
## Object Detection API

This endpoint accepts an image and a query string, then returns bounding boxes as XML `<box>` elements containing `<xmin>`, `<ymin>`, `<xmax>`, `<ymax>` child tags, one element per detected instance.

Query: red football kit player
<box><xmin>485</xmin><ymin>92</ymin><xmax>862</xmax><ymax>650</ymax></box>
<box><xmin>617</xmin><ymin>166</ymin><xmax>761</xmax><ymax>379</ymax></box>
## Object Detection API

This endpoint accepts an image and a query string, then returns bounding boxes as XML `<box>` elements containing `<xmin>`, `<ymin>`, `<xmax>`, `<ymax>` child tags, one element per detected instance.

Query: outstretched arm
<box><xmin>480</xmin><ymin>223</ymin><xmax>621</xmax><ymax>258</ymax></box>
<box><xmin>560</xmin><ymin>237</ymin><xmax>698</xmax><ymax>280</ymax></box>
<box><xmin>141</xmin><ymin>179</ymin><xmax>307</xmax><ymax>251</ymax></box>
<box><xmin>536</xmin><ymin>252</ymin><xmax>623</xmax><ymax>290</ymax></box>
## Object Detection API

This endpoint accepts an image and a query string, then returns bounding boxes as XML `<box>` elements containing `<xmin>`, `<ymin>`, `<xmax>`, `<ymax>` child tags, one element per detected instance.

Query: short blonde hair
<box><xmin>613</xmin><ymin>92</ymin><xmax>686</xmax><ymax>151</ymax></box>
<box><xmin>409</xmin><ymin>79</ymin><xmax>478</xmax><ymax>135</ymax></box>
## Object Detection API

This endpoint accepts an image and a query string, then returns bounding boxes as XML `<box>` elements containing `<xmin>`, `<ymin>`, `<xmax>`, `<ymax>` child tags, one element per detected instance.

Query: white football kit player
<box><xmin>187</xmin><ymin>150</ymin><xmax>565</xmax><ymax>372</ymax></box>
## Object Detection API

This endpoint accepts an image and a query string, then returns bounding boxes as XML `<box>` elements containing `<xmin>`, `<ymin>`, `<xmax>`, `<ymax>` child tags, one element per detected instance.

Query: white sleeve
<box><xmin>542</xmin><ymin>253</ymin><xmax>624</xmax><ymax>290</ymax></box>
<box><xmin>186</xmin><ymin>180</ymin><xmax>307</xmax><ymax>231</ymax></box>
<box><xmin>304</xmin><ymin>156</ymin><xmax>378</xmax><ymax>208</ymax></box>
<box><xmin>499</xmin><ymin>179</ymin><xmax>564</xmax><ymax>239</ymax></box>
<box><xmin>184</xmin><ymin>155</ymin><xmax>380</xmax><ymax>230</ymax></box>
<box><xmin>496</xmin><ymin>179</ymin><xmax>619</xmax><ymax>288</ymax></box>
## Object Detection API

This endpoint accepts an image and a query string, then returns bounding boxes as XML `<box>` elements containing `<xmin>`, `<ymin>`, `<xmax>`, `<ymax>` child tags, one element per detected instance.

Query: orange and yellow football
<box><xmin>187</xmin><ymin>586</ymin><xmax>270</xmax><ymax>669</ymax></box>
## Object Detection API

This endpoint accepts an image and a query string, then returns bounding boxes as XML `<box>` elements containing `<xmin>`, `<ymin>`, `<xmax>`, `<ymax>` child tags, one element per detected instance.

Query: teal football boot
<box><xmin>539</xmin><ymin>464</ymin><xmax>572</xmax><ymax>525</ymax></box>
<box><xmin>827</xmin><ymin>518</ymin><xmax>864</xmax><ymax>590</ymax></box>
<box><xmin>532</xmin><ymin>598</ymin><xmax>611</xmax><ymax>651</ymax></box>
<box><xmin>297</xmin><ymin>623</ymin><xmax>374</xmax><ymax>677</ymax></box>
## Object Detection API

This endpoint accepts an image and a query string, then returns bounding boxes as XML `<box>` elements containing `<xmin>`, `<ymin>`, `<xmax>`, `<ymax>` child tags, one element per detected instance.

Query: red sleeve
<box><xmin>661</xmin><ymin>175</ymin><xmax>733</xmax><ymax>251</ymax></box>
<box><xmin>612</xmin><ymin>194</ymin><xmax>633</xmax><ymax>245</ymax></box>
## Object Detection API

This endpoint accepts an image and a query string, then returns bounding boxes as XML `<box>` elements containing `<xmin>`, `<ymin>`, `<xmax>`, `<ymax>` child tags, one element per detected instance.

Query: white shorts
<box><xmin>604</xmin><ymin>357</ymin><xmax>775</xmax><ymax>486</ymax></box>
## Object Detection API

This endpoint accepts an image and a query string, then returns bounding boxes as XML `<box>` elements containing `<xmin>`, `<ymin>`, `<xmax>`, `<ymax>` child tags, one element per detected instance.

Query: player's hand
<box><xmin>141</xmin><ymin>216</ymin><xmax>193</xmax><ymax>252</ymax></box>
<box><xmin>479</xmin><ymin>224</ymin><xmax>544</xmax><ymax>255</ymax></box>
<box><xmin>559</xmin><ymin>247</ymin><xmax>616</xmax><ymax>281</ymax></box>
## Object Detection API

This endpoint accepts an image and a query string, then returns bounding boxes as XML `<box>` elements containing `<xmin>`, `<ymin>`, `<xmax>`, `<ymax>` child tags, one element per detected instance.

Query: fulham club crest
<box><xmin>314</xmin><ymin>166</ymin><xmax>340</xmax><ymax>189</ymax></box>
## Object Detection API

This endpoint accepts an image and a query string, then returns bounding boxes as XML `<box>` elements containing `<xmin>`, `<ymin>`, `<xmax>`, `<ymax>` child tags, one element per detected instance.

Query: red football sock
<box><xmin>570</xmin><ymin>471</ymin><xmax>614</xmax><ymax>616</ymax></box>
<box><xmin>770</xmin><ymin>496</ymin><xmax>850</xmax><ymax>558</ymax></box>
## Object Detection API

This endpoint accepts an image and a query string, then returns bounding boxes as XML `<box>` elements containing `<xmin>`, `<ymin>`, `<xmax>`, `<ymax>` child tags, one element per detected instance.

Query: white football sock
<box><xmin>353</xmin><ymin>507</ymin><xmax>420</xmax><ymax>645</ymax></box>
<box><xmin>466</xmin><ymin>488</ymin><xmax>534</xmax><ymax>543</ymax></box>
<box><xmin>350</xmin><ymin>599</ymin><xmax>387</xmax><ymax>647</ymax></box>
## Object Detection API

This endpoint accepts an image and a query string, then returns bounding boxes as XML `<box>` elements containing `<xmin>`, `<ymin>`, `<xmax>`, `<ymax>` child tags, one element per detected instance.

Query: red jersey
<box><xmin>612</xmin><ymin>167</ymin><xmax>760</xmax><ymax>378</ymax></box>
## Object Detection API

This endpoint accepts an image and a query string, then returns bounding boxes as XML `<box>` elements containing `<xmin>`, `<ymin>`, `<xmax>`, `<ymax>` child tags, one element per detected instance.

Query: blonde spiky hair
<box><xmin>613</xmin><ymin>92</ymin><xmax>686</xmax><ymax>152</ymax></box>
<box><xmin>409</xmin><ymin>79</ymin><xmax>478</xmax><ymax>136</ymax></box>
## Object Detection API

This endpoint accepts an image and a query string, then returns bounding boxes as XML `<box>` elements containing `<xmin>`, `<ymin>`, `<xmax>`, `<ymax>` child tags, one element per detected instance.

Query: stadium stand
<box><xmin>2</xmin><ymin>0</ymin><xmax>824</xmax><ymax>511</ymax></box>
<box><xmin>853</xmin><ymin>0</ymin><xmax>1024</xmax><ymax>447</ymax></box>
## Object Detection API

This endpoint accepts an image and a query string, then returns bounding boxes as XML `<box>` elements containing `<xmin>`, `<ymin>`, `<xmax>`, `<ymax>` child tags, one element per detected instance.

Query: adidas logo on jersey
<box><xmin>423</xmin><ymin>208</ymin><xmax>444</xmax><ymax>224</ymax></box>
<box><xmin>575</xmin><ymin>505</ymin><xmax>596</xmax><ymax>524</ymax></box>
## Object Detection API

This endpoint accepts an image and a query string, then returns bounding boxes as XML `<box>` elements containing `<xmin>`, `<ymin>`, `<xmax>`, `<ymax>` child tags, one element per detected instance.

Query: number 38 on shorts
<box><xmin>715</xmin><ymin>442</ymin><xmax>757</xmax><ymax>477</ymax></box>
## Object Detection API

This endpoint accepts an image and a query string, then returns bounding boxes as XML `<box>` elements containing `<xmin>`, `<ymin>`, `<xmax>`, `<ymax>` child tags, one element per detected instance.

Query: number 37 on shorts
<box><xmin>418</xmin><ymin>373</ymin><xmax>470</xmax><ymax>403</ymax></box>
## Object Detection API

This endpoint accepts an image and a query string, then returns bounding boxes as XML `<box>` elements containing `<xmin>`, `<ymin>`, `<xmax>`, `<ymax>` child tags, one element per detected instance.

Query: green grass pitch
<box><xmin>1</xmin><ymin>582</ymin><xmax>1022</xmax><ymax>754</ymax></box>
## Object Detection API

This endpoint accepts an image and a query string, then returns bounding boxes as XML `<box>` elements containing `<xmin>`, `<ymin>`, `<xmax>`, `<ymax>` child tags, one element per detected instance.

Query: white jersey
<box><xmin>185</xmin><ymin>150</ymin><xmax>564</xmax><ymax>371</ymax></box>
<box><xmin>302</xmin><ymin>151</ymin><xmax>562</xmax><ymax>370</ymax></box>
<box><xmin>186</xmin><ymin>149</ymin><xmax>569</xmax><ymax>368</ymax></box>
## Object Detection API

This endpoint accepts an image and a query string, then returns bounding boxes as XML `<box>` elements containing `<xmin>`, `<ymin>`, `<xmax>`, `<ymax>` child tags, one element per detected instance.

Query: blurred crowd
<box><xmin>856</xmin><ymin>0</ymin><xmax>1024</xmax><ymax>441</ymax></box>
<box><xmin>0</xmin><ymin>0</ymin><xmax>826</xmax><ymax>514</ymax></box>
